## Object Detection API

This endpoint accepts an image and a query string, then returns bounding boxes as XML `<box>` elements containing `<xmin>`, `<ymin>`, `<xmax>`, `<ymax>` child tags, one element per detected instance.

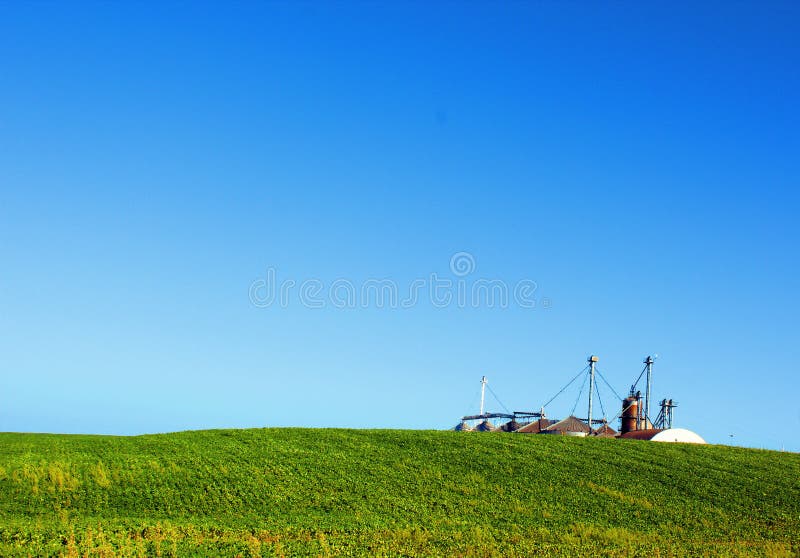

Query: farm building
<box><xmin>542</xmin><ymin>416</ymin><xmax>590</xmax><ymax>437</ymax></box>
<box><xmin>454</xmin><ymin>355</ymin><xmax>705</xmax><ymax>444</ymax></box>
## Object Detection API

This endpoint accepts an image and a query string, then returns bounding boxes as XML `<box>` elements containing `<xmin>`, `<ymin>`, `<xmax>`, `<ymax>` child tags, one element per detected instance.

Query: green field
<box><xmin>0</xmin><ymin>429</ymin><xmax>797</xmax><ymax>557</ymax></box>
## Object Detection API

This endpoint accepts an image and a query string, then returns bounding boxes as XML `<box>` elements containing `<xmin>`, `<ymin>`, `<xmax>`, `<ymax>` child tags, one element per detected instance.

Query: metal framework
<box><xmin>644</xmin><ymin>355</ymin><xmax>654</xmax><ymax>426</ymax></box>
<box><xmin>587</xmin><ymin>355</ymin><xmax>598</xmax><ymax>433</ymax></box>
<box><xmin>654</xmin><ymin>398</ymin><xmax>678</xmax><ymax>429</ymax></box>
<box><xmin>479</xmin><ymin>375</ymin><xmax>487</xmax><ymax>416</ymax></box>
<box><xmin>461</xmin><ymin>411</ymin><xmax>545</xmax><ymax>421</ymax></box>
<box><xmin>457</xmin><ymin>354</ymin><xmax>680</xmax><ymax>435</ymax></box>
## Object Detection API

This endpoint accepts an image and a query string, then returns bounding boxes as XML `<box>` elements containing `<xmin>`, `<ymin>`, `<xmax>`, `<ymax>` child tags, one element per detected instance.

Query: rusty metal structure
<box><xmin>620</xmin><ymin>393</ymin><xmax>640</xmax><ymax>435</ymax></box>
<box><xmin>619</xmin><ymin>428</ymin><xmax>664</xmax><ymax>440</ymax></box>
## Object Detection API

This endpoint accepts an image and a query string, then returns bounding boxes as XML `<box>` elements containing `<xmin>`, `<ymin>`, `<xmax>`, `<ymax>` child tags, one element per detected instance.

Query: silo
<box><xmin>621</xmin><ymin>395</ymin><xmax>638</xmax><ymax>434</ymax></box>
<box><xmin>501</xmin><ymin>419</ymin><xmax>522</xmax><ymax>432</ymax></box>
<box><xmin>542</xmin><ymin>416</ymin><xmax>590</xmax><ymax>436</ymax></box>
<box><xmin>475</xmin><ymin>420</ymin><xmax>498</xmax><ymax>432</ymax></box>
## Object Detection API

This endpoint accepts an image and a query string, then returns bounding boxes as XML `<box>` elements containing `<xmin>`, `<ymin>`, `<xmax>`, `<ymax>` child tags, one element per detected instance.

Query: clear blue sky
<box><xmin>1</xmin><ymin>2</ymin><xmax>798</xmax><ymax>451</ymax></box>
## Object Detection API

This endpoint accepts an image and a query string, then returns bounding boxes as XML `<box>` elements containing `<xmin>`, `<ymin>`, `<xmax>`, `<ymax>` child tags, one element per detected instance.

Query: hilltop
<box><xmin>0</xmin><ymin>429</ymin><xmax>798</xmax><ymax>556</ymax></box>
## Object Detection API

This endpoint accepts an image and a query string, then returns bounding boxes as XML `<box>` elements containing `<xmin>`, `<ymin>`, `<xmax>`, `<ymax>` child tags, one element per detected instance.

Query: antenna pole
<box><xmin>479</xmin><ymin>376</ymin><xmax>487</xmax><ymax>416</ymax></box>
<box><xmin>587</xmin><ymin>356</ymin><xmax>598</xmax><ymax>431</ymax></box>
<box><xmin>644</xmin><ymin>356</ymin><xmax>654</xmax><ymax>427</ymax></box>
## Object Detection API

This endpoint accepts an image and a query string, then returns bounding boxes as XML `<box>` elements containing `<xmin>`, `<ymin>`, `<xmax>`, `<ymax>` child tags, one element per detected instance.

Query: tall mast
<box><xmin>644</xmin><ymin>355</ymin><xmax>654</xmax><ymax>427</ymax></box>
<box><xmin>479</xmin><ymin>375</ymin><xmax>488</xmax><ymax>416</ymax></box>
<box><xmin>587</xmin><ymin>356</ymin><xmax>598</xmax><ymax>431</ymax></box>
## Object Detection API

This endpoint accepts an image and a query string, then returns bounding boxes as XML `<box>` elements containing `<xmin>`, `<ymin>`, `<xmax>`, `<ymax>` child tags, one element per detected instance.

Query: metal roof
<box><xmin>543</xmin><ymin>415</ymin><xmax>590</xmax><ymax>434</ymax></box>
<box><xmin>515</xmin><ymin>418</ymin><xmax>556</xmax><ymax>434</ymax></box>
<box><xmin>619</xmin><ymin>428</ymin><xmax>663</xmax><ymax>440</ymax></box>
<box><xmin>475</xmin><ymin>419</ymin><xmax>499</xmax><ymax>432</ymax></box>
<box><xmin>649</xmin><ymin>428</ymin><xmax>706</xmax><ymax>444</ymax></box>
<box><xmin>592</xmin><ymin>423</ymin><xmax>618</xmax><ymax>437</ymax></box>
<box><xmin>501</xmin><ymin>419</ymin><xmax>522</xmax><ymax>432</ymax></box>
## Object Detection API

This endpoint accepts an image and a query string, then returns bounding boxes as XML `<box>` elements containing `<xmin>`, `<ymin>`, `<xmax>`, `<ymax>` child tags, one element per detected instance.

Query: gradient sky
<box><xmin>1</xmin><ymin>2</ymin><xmax>798</xmax><ymax>451</ymax></box>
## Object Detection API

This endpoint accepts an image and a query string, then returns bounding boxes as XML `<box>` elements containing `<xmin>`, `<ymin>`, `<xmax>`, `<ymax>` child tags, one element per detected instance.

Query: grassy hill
<box><xmin>0</xmin><ymin>429</ymin><xmax>797</xmax><ymax>557</ymax></box>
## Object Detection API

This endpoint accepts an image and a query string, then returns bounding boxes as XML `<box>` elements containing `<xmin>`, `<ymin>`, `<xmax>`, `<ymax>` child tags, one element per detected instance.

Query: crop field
<box><xmin>0</xmin><ymin>428</ymin><xmax>798</xmax><ymax>556</ymax></box>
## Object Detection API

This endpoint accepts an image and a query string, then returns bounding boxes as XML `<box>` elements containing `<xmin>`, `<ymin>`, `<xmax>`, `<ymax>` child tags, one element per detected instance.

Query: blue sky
<box><xmin>1</xmin><ymin>2</ymin><xmax>798</xmax><ymax>451</ymax></box>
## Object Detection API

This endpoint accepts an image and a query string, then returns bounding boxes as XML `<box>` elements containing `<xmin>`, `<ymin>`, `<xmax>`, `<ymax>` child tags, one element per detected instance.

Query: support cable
<box><xmin>486</xmin><ymin>383</ymin><xmax>511</xmax><ymax>414</ymax></box>
<box><xmin>630</xmin><ymin>364</ymin><xmax>648</xmax><ymax>392</ymax></box>
<box><xmin>595</xmin><ymin>368</ymin><xmax>623</xmax><ymax>401</ymax></box>
<box><xmin>594</xmin><ymin>379</ymin><xmax>606</xmax><ymax>420</ymax></box>
<box><xmin>466</xmin><ymin>388</ymin><xmax>481</xmax><ymax>416</ymax></box>
<box><xmin>571</xmin><ymin>371</ymin><xmax>590</xmax><ymax>416</ymax></box>
<box><xmin>606</xmin><ymin>400</ymin><xmax>636</xmax><ymax>428</ymax></box>
<box><xmin>541</xmin><ymin>365</ymin><xmax>589</xmax><ymax>409</ymax></box>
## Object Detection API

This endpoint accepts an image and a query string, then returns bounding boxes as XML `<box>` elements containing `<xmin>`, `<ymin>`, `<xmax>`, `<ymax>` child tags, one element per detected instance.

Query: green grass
<box><xmin>0</xmin><ymin>429</ymin><xmax>798</xmax><ymax>556</ymax></box>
